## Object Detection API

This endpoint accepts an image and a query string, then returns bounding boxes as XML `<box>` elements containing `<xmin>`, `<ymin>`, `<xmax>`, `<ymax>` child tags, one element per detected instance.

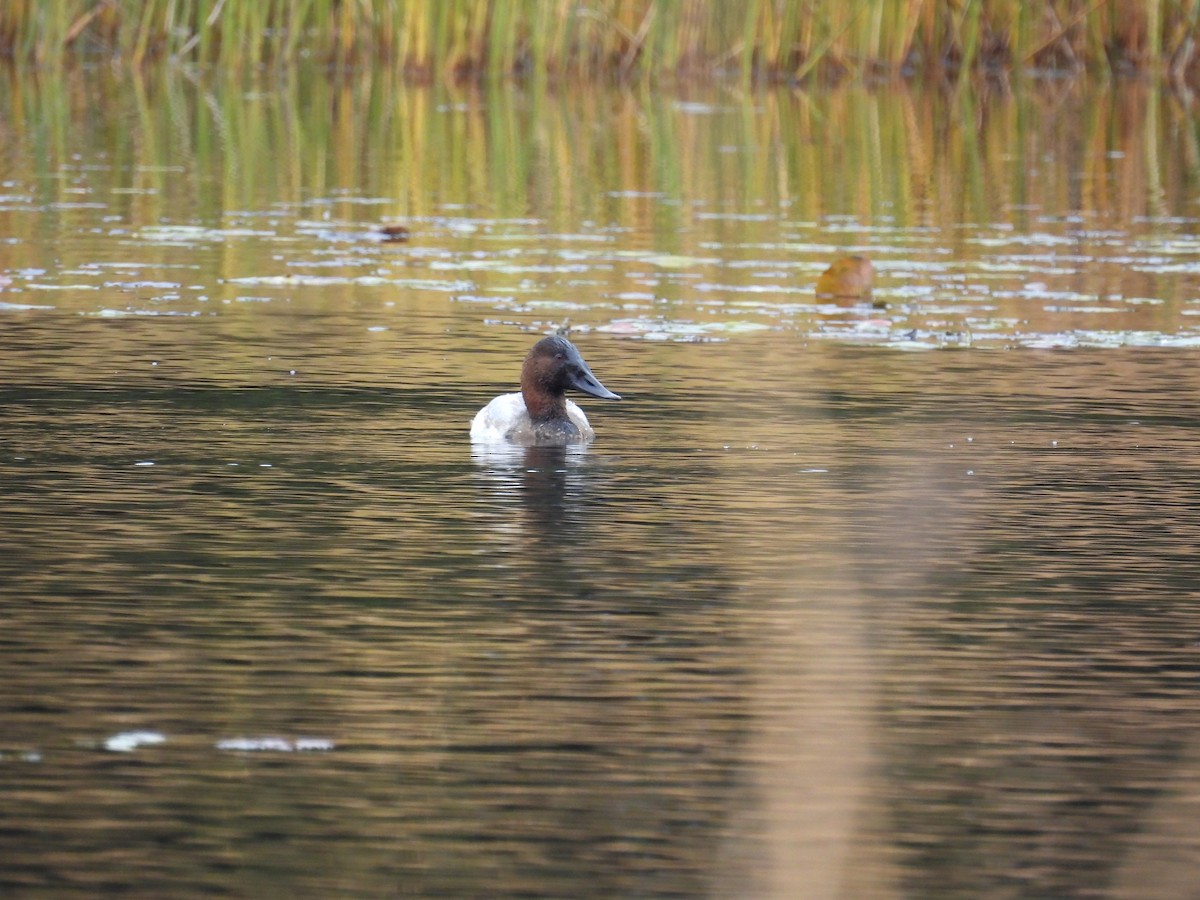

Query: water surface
<box><xmin>3</xmin><ymin>70</ymin><xmax>1200</xmax><ymax>898</ymax></box>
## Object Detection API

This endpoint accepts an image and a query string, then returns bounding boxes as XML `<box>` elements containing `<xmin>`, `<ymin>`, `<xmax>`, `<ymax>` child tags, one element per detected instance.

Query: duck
<box><xmin>378</xmin><ymin>224</ymin><xmax>410</xmax><ymax>242</ymax></box>
<box><xmin>470</xmin><ymin>335</ymin><xmax>621</xmax><ymax>445</ymax></box>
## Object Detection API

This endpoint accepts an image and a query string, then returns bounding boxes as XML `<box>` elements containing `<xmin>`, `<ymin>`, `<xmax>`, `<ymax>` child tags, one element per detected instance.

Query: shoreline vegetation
<box><xmin>1</xmin><ymin>1</ymin><xmax>1198</xmax><ymax>84</ymax></box>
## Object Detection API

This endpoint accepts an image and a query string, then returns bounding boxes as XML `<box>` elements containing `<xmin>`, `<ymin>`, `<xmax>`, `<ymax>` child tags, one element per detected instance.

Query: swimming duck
<box><xmin>378</xmin><ymin>224</ymin><xmax>410</xmax><ymax>242</ymax></box>
<box><xmin>470</xmin><ymin>335</ymin><xmax>621</xmax><ymax>445</ymax></box>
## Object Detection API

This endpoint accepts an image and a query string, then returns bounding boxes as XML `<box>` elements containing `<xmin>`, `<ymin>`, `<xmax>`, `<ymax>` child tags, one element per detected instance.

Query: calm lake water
<box><xmin>4</xmin><ymin>69</ymin><xmax>1200</xmax><ymax>898</ymax></box>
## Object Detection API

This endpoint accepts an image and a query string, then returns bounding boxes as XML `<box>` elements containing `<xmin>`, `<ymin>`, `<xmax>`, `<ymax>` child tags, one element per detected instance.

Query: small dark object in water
<box><xmin>816</xmin><ymin>254</ymin><xmax>874</xmax><ymax>299</ymax></box>
<box><xmin>379</xmin><ymin>225</ymin><xmax>411</xmax><ymax>242</ymax></box>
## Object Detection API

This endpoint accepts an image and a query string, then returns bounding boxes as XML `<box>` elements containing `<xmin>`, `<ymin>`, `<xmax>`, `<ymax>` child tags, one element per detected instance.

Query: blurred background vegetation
<box><xmin>1</xmin><ymin>0</ymin><xmax>1198</xmax><ymax>83</ymax></box>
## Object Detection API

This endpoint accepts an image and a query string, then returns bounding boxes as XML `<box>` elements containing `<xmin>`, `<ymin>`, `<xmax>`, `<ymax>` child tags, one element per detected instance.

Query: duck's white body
<box><xmin>470</xmin><ymin>392</ymin><xmax>594</xmax><ymax>445</ymax></box>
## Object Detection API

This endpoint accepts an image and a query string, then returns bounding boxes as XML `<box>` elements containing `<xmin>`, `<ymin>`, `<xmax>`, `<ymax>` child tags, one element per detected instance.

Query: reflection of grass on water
<box><xmin>3</xmin><ymin>64</ymin><xmax>1199</xmax><ymax>343</ymax></box>
<box><xmin>3</xmin><ymin>1</ymin><xmax>1199</xmax><ymax>82</ymax></box>
<box><xmin>1</xmin><ymin>67</ymin><xmax>1195</xmax><ymax>236</ymax></box>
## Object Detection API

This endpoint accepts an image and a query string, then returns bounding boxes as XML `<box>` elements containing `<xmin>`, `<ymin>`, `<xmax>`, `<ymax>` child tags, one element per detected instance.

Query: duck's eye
<box><xmin>554</xmin><ymin>353</ymin><xmax>565</xmax><ymax>361</ymax></box>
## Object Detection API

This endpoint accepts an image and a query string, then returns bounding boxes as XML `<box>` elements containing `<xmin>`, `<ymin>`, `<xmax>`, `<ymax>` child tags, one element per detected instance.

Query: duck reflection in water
<box><xmin>471</xmin><ymin>443</ymin><xmax>591</xmax><ymax>558</ymax></box>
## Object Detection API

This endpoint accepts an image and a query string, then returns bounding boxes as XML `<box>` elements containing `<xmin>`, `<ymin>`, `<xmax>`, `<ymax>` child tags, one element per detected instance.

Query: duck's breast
<box><xmin>523</xmin><ymin>401</ymin><xmax>593</xmax><ymax>445</ymax></box>
<box><xmin>563</xmin><ymin>400</ymin><xmax>594</xmax><ymax>440</ymax></box>
<box><xmin>470</xmin><ymin>394</ymin><xmax>596</xmax><ymax>445</ymax></box>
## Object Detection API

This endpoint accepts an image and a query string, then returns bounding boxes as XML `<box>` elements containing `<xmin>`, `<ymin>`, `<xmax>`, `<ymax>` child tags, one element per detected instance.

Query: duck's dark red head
<box><xmin>521</xmin><ymin>336</ymin><xmax>620</xmax><ymax>421</ymax></box>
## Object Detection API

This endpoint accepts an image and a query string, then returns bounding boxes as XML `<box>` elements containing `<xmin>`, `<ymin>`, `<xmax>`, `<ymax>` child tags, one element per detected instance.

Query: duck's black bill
<box><xmin>566</xmin><ymin>347</ymin><xmax>621</xmax><ymax>400</ymax></box>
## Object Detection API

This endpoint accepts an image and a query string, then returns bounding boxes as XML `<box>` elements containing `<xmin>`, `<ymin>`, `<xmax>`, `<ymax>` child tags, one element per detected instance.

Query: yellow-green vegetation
<box><xmin>2</xmin><ymin>0</ymin><xmax>1199</xmax><ymax>81</ymax></box>
<box><xmin>2</xmin><ymin>68</ymin><xmax>1194</xmax><ymax>270</ymax></box>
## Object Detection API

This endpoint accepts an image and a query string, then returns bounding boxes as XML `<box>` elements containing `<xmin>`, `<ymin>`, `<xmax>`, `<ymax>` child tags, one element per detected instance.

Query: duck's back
<box><xmin>470</xmin><ymin>393</ymin><xmax>525</xmax><ymax>443</ymax></box>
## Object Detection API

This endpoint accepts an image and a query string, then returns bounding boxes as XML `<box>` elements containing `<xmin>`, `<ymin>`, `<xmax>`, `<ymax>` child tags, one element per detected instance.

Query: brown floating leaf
<box><xmin>816</xmin><ymin>255</ymin><xmax>874</xmax><ymax>299</ymax></box>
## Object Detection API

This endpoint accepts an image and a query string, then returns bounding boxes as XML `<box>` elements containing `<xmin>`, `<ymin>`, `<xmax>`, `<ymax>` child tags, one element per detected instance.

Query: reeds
<box><xmin>2</xmin><ymin>1</ymin><xmax>1199</xmax><ymax>82</ymax></box>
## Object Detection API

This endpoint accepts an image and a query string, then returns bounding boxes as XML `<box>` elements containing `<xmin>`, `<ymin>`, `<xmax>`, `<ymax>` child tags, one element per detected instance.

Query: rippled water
<box><xmin>4</xmin><ymin>71</ymin><xmax>1200</xmax><ymax>897</ymax></box>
